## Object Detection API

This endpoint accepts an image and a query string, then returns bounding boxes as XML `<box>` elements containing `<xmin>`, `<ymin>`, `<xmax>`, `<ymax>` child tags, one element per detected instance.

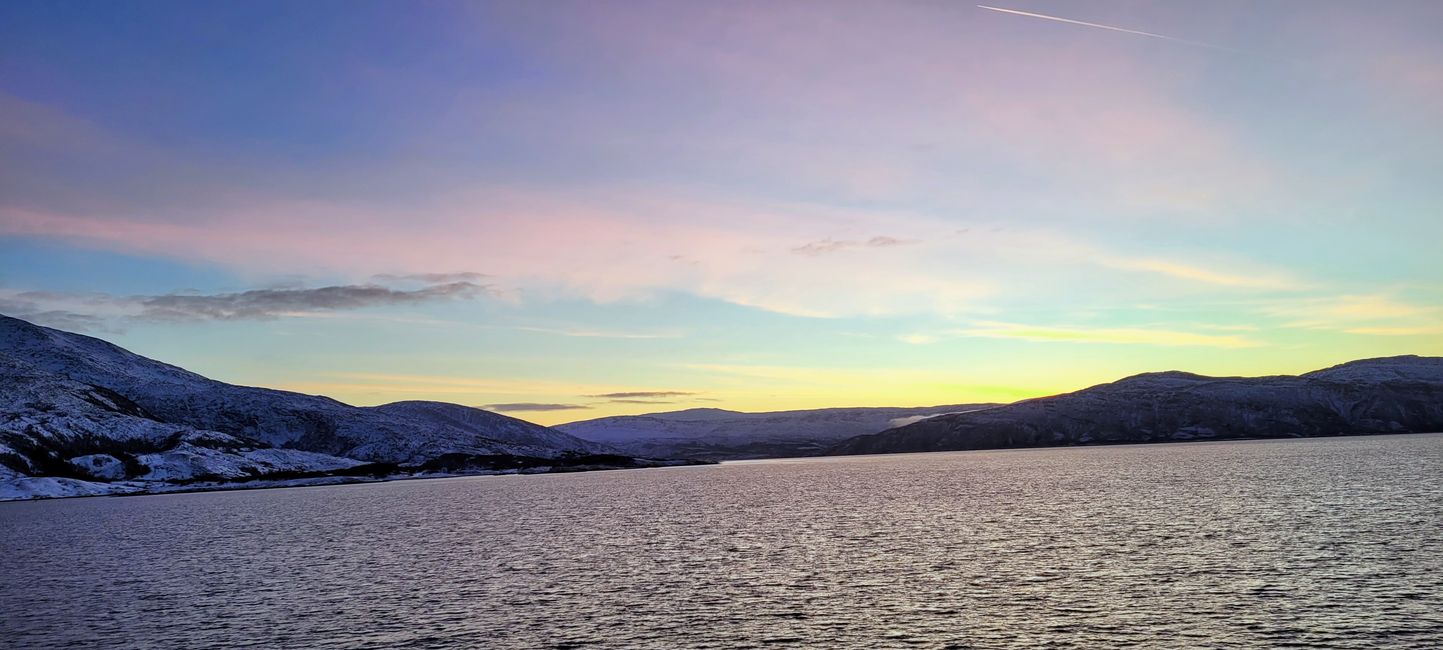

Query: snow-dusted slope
<box><xmin>0</xmin><ymin>314</ymin><xmax>607</xmax><ymax>464</ymax></box>
<box><xmin>370</xmin><ymin>401</ymin><xmax>612</xmax><ymax>455</ymax></box>
<box><xmin>0</xmin><ymin>314</ymin><xmax>619</xmax><ymax>499</ymax></box>
<box><xmin>830</xmin><ymin>357</ymin><xmax>1443</xmax><ymax>455</ymax></box>
<box><xmin>0</xmin><ymin>352</ymin><xmax>365</xmax><ymax>490</ymax></box>
<box><xmin>557</xmin><ymin>404</ymin><xmax>997</xmax><ymax>460</ymax></box>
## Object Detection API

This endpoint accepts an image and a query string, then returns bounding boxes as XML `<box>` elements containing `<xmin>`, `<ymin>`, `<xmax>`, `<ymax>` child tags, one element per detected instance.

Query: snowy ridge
<box><xmin>0</xmin><ymin>314</ymin><xmax>622</xmax><ymax>500</ymax></box>
<box><xmin>831</xmin><ymin>357</ymin><xmax>1443</xmax><ymax>455</ymax></box>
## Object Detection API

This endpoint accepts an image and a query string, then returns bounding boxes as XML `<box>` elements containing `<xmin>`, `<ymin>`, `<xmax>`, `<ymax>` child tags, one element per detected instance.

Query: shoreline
<box><xmin>9</xmin><ymin>431</ymin><xmax>1440</xmax><ymax>503</ymax></box>
<box><xmin>0</xmin><ymin>457</ymin><xmax>714</xmax><ymax>504</ymax></box>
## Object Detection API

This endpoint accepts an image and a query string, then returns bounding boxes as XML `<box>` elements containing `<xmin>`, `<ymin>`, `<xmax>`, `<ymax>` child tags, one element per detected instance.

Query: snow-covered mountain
<box><xmin>557</xmin><ymin>404</ymin><xmax>998</xmax><ymax>460</ymax></box>
<box><xmin>829</xmin><ymin>357</ymin><xmax>1443</xmax><ymax>455</ymax></box>
<box><xmin>0</xmin><ymin>314</ymin><xmax>617</xmax><ymax>500</ymax></box>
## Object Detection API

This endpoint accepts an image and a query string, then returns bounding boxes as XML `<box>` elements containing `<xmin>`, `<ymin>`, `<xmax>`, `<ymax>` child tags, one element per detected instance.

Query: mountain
<box><xmin>829</xmin><ymin>357</ymin><xmax>1443</xmax><ymax>456</ymax></box>
<box><xmin>0</xmin><ymin>314</ymin><xmax>639</xmax><ymax>500</ymax></box>
<box><xmin>558</xmin><ymin>404</ymin><xmax>998</xmax><ymax>460</ymax></box>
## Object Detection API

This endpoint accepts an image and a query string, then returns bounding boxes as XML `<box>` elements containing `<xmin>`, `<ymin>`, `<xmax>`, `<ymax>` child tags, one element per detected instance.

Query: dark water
<box><xmin>3</xmin><ymin>434</ymin><xmax>1442</xmax><ymax>649</ymax></box>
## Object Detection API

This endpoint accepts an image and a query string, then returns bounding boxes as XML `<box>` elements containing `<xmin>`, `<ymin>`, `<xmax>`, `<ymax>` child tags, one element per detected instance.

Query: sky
<box><xmin>1</xmin><ymin>0</ymin><xmax>1440</xmax><ymax>425</ymax></box>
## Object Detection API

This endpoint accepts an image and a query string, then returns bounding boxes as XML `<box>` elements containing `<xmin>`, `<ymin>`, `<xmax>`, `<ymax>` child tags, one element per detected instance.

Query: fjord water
<box><xmin>3</xmin><ymin>435</ymin><xmax>1441</xmax><ymax>649</ymax></box>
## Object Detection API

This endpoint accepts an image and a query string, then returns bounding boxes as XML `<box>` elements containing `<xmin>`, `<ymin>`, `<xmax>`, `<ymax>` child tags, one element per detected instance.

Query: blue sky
<box><xmin>2</xmin><ymin>1</ymin><xmax>1441</xmax><ymax>423</ymax></box>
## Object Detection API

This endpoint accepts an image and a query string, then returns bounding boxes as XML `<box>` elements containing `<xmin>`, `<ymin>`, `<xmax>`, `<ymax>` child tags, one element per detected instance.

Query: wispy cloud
<box><xmin>1259</xmin><ymin>293</ymin><xmax>1442</xmax><ymax>335</ymax></box>
<box><xmin>585</xmin><ymin>391</ymin><xmax>696</xmax><ymax>399</ymax></box>
<box><xmin>485</xmin><ymin>403</ymin><xmax>592</xmax><ymax>412</ymax></box>
<box><xmin>977</xmin><ymin>5</ymin><xmax>1242</xmax><ymax>53</ymax></box>
<box><xmin>510</xmin><ymin>325</ymin><xmax>684</xmax><ymax>339</ymax></box>
<box><xmin>681</xmin><ymin>362</ymin><xmax>1046</xmax><ymax>403</ymax></box>
<box><xmin>866</xmin><ymin>236</ymin><xmax>912</xmax><ymax>248</ymax></box>
<box><xmin>1100</xmin><ymin>258</ymin><xmax>1298</xmax><ymax>289</ymax></box>
<box><xmin>0</xmin><ymin>305</ymin><xmax>112</xmax><ymax>333</ymax></box>
<box><xmin>1342</xmin><ymin>325</ymin><xmax>1443</xmax><ymax>336</ymax></box>
<box><xmin>791</xmin><ymin>236</ymin><xmax>918</xmax><ymax>256</ymax></box>
<box><xmin>371</xmin><ymin>272</ymin><xmax>488</xmax><ymax>284</ymax></box>
<box><xmin>902</xmin><ymin>321</ymin><xmax>1261</xmax><ymax>348</ymax></box>
<box><xmin>280</xmin><ymin>372</ymin><xmax>624</xmax><ymax>396</ymax></box>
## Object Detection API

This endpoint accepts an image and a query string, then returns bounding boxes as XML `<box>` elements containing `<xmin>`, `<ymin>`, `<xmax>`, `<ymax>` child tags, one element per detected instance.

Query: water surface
<box><xmin>3</xmin><ymin>434</ymin><xmax>1442</xmax><ymax>648</ymax></box>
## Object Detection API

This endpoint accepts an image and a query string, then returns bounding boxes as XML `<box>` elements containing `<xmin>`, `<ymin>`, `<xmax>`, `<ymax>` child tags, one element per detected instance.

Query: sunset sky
<box><xmin>2</xmin><ymin>1</ymin><xmax>1440</xmax><ymax>424</ymax></box>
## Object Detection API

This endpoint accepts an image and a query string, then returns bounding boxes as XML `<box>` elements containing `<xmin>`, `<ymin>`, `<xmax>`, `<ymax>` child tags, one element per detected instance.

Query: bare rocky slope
<box><xmin>0</xmin><ymin>314</ymin><xmax>647</xmax><ymax>500</ymax></box>
<box><xmin>829</xmin><ymin>357</ymin><xmax>1443</xmax><ymax>455</ymax></box>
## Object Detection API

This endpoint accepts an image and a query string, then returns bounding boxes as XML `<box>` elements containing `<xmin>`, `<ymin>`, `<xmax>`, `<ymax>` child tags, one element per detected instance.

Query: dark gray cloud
<box><xmin>0</xmin><ymin>300</ymin><xmax>115</xmax><ymax>333</ymax></box>
<box><xmin>608</xmin><ymin>399</ymin><xmax>677</xmax><ymax>404</ymax></box>
<box><xmin>135</xmin><ymin>281</ymin><xmax>487</xmax><ymax>322</ymax></box>
<box><xmin>585</xmin><ymin>391</ymin><xmax>696</xmax><ymax>398</ymax></box>
<box><xmin>0</xmin><ymin>275</ymin><xmax>493</xmax><ymax>329</ymax></box>
<box><xmin>485</xmin><ymin>403</ymin><xmax>593</xmax><ymax>412</ymax></box>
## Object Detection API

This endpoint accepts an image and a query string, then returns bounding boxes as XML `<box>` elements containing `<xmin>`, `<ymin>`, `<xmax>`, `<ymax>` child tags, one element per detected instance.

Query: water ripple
<box><xmin>2</xmin><ymin>434</ymin><xmax>1441</xmax><ymax>649</ymax></box>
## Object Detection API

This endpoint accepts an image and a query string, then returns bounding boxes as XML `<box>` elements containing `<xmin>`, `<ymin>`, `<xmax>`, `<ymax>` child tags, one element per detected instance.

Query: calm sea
<box><xmin>3</xmin><ymin>434</ymin><xmax>1441</xmax><ymax>649</ymax></box>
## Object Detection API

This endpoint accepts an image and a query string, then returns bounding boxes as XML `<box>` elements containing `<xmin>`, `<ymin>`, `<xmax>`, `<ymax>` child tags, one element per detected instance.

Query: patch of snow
<box><xmin>135</xmin><ymin>444</ymin><xmax>363</xmax><ymax>482</ymax></box>
<box><xmin>886</xmin><ymin>409</ymin><xmax>992</xmax><ymax>429</ymax></box>
<box><xmin>0</xmin><ymin>477</ymin><xmax>136</xmax><ymax>501</ymax></box>
<box><xmin>68</xmin><ymin>454</ymin><xmax>128</xmax><ymax>480</ymax></box>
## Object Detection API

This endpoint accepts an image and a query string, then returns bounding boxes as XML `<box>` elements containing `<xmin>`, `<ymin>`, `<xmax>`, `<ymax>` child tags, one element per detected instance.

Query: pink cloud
<box><xmin>0</xmin><ymin>4</ymin><xmax>1337</xmax><ymax>319</ymax></box>
<box><xmin>459</xmin><ymin>2</ymin><xmax>1276</xmax><ymax>212</ymax></box>
<box><xmin>2</xmin><ymin>182</ymin><xmax>1300</xmax><ymax>322</ymax></box>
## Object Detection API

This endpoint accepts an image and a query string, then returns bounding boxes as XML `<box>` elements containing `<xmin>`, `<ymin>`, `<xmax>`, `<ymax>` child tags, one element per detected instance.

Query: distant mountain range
<box><xmin>0</xmin><ymin>315</ymin><xmax>693</xmax><ymax>501</ymax></box>
<box><xmin>557</xmin><ymin>405</ymin><xmax>997</xmax><ymax>460</ymax></box>
<box><xmin>830</xmin><ymin>357</ymin><xmax>1443</xmax><ymax>455</ymax></box>
<box><xmin>5</xmin><ymin>313</ymin><xmax>1440</xmax><ymax>501</ymax></box>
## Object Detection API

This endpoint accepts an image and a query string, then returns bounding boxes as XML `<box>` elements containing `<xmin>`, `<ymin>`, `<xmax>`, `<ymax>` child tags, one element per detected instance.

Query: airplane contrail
<box><xmin>976</xmin><ymin>5</ymin><xmax>1241</xmax><ymax>53</ymax></box>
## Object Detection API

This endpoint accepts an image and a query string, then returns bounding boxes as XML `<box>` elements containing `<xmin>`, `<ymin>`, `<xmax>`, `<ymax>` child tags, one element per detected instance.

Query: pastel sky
<box><xmin>2</xmin><ymin>1</ymin><xmax>1440</xmax><ymax>425</ymax></box>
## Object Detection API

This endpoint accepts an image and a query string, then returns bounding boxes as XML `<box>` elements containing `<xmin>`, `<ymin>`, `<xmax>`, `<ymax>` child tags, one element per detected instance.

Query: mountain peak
<box><xmin>1117</xmin><ymin>370</ymin><xmax>1211</xmax><ymax>382</ymax></box>
<box><xmin>1302</xmin><ymin>355</ymin><xmax>1443</xmax><ymax>383</ymax></box>
<box><xmin>829</xmin><ymin>356</ymin><xmax>1443</xmax><ymax>456</ymax></box>
<box><xmin>1</xmin><ymin>314</ymin><xmax>614</xmax><ymax>493</ymax></box>
<box><xmin>652</xmin><ymin>407</ymin><xmax>745</xmax><ymax>419</ymax></box>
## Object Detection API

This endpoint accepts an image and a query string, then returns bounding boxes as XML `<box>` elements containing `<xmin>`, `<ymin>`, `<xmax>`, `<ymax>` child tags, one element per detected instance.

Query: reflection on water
<box><xmin>3</xmin><ymin>434</ymin><xmax>1441</xmax><ymax>648</ymax></box>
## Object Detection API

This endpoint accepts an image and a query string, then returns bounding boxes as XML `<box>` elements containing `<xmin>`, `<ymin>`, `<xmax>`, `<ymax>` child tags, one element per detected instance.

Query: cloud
<box><xmin>1260</xmin><ymin>293</ymin><xmax>1442</xmax><ymax>335</ymax></box>
<box><xmin>790</xmin><ymin>236</ymin><xmax>918</xmax><ymax>256</ymax></box>
<box><xmin>511</xmin><ymin>325</ymin><xmax>684</xmax><ymax>339</ymax></box>
<box><xmin>0</xmin><ymin>302</ymin><xmax>114</xmax><ymax>333</ymax></box>
<box><xmin>485</xmin><ymin>403</ymin><xmax>593</xmax><ymax>412</ymax></box>
<box><xmin>274</xmin><ymin>372</ymin><xmax>638</xmax><ymax>398</ymax></box>
<box><xmin>902</xmin><ymin>321</ymin><xmax>1261</xmax><ymax>348</ymax></box>
<box><xmin>0</xmin><ymin>3</ymin><xmax>1323</xmax><ymax>323</ymax></box>
<box><xmin>585</xmin><ymin>391</ymin><xmax>696</xmax><ymax>398</ymax></box>
<box><xmin>791</xmin><ymin>239</ymin><xmax>852</xmax><ymax>256</ymax></box>
<box><xmin>372</xmin><ymin>272</ymin><xmax>488</xmax><ymax>284</ymax></box>
<box><xmin>1099</xmin><ymin>258</ymin><xmax>1298</xmax><ymax>289</ymax></box>
<box><xmin>607</xmin><ymin>399</ymin><xmax>678</xmax><ymax>404</ymax></box>
<box><xmin>0</xmin><ymin>277</ymin><xmax>491</xmax><ymax>328</ymax></box>
<box><xmin>1342</xmin><ymin>325</ymin><xmax>1443</xmax><ymax>336</ymax></box>
<box><xmin>866</xmin><ymin>236</ymin><xmax>912</xmax><ymax>248</ymax></box>
<box><xmin>135</xmin><ymin>282</ymin><xmax>487</xmax><ymax>322</ymax></box>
